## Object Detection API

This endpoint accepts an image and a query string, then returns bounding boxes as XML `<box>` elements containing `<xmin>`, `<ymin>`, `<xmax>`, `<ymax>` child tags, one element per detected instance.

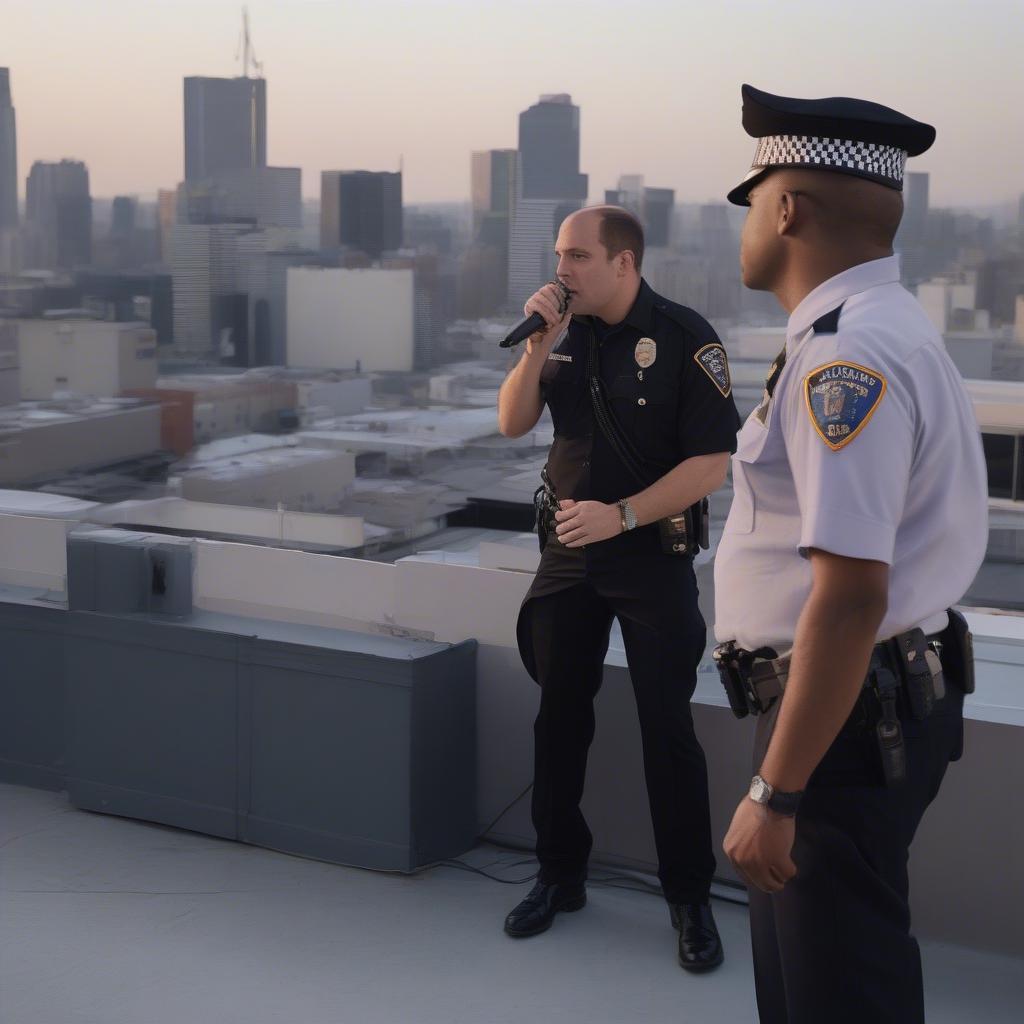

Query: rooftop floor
<box><xmin>2</xmin><ymin>784</ymin><xmax>1021</xmax><ymax>1024</ymax></box>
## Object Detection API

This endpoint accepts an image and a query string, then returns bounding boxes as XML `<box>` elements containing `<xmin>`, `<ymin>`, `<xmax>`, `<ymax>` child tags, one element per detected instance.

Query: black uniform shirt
<box><xmin>534</xmin><ymin>278</ymin><xmax>741</xmax><ymax>579</ymax></box>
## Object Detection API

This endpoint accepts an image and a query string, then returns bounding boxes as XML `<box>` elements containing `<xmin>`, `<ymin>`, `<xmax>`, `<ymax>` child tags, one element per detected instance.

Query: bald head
<box><xmin>564</xmin><ymin>204</ymin><xmax>645</xmax><ymax>272</ymax></box>
<box><xmin>761</xmin><ymin>168</ymin><xmax>905</xmax><ymax>249</ymax></box>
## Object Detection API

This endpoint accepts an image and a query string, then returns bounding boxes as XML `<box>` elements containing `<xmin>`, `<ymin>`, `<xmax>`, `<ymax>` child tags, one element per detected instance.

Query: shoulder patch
<box><xmin>694</xmin><ymin>343</ymin><xmax>732</xmax><ymax>397</ymax></box>
<box><xmin>804</xmin><ymin>361</ymin><xmax>887</xmax><ymax>451</ymax></box>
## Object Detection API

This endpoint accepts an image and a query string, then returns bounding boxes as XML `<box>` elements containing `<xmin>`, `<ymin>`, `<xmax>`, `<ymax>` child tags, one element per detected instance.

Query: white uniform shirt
<box><xmin>714</xmin><ymin>255</ymin><xmax>988</xmax><ymax>654</ymax></box>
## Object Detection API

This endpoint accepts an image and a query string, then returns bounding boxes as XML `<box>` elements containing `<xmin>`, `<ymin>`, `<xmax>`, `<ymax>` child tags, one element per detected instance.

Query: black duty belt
<box><xmin>714</xmin><ymin>609</ymin><xmax>975</xmax><ymax>789</ymax></box>
<box><xmin>713</xmin><ymin>626</ymin><xmax>950</xmax><ymax>722</ymax></box>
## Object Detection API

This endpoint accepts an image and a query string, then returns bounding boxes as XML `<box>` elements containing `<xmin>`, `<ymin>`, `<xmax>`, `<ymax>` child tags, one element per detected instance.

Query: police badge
<box><xmin>635</xmin><ymin>338</ymin><xmax>657</xmax><ymax>368</ymax></box>
<box><xmin>804</xmin><ymin>360</ymin><xmax>887</xmax><ymax>451</ymax></box>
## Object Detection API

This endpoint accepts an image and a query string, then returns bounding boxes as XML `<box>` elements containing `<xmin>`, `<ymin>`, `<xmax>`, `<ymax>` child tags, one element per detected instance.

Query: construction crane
<box><xmin>236</xmin><ymin>6</ymin><xmax>264</xmax><ymax>79</ymax></box>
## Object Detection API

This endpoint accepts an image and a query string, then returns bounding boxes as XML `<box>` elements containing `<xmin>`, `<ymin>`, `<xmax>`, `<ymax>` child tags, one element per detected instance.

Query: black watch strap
<box><xmin>767</xmin><ymin>789</ymin><xmax>803</xmax><ymax>816</ymax></box>
<box><xmin>750</xmin><ymin>774</ymin><xmax>803</xmax><ymax>816</ymax></box>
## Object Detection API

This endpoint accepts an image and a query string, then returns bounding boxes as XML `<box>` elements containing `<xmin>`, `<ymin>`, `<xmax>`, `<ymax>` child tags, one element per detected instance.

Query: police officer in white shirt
<box><xmin>713</xmin><ymin>85</ymin><xmax>988</xmax><ymax>1024</ymax></box>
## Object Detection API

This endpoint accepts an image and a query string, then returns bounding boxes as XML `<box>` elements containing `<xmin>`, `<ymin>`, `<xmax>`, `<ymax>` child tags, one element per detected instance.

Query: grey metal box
<box><xmin>0</xmin><ymin>603</ymin><xmax>67</xmax><ymax>790</ymax></box>
<box><xmin>63</xmin><ymin>612</ymin><xmax>240</xmax><ymax>839</ymax></box>
<box><xmin>61</xmin><ymin>609</ymin><xmax>478</xmax><ymax>871</ymax></box>
<box><xmin>239</xmin><ymin>631</ymin><xmax>478</xmax><ymax>871</ymax></box>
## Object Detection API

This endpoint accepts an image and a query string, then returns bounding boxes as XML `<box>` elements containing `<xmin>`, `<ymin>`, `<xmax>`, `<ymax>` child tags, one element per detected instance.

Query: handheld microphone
<box><xmin>500</xmin><ymin>281</ymin><xmax>571</xmax><ymax>348</ymax></box>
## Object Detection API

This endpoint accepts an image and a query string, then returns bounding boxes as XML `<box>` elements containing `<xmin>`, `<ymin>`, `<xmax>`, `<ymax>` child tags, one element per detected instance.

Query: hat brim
<box><xmin>726</xmin><ymin>168</ymin><xmax>770</xmax><ymax>206</ymax></box>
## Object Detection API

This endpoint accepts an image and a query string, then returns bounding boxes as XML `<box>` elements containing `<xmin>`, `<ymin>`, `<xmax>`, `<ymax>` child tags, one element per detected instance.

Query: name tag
<box><xmin>548</xmin><ymin>353</ymin><xmax>573</xmax><ymax>363</ymax></box>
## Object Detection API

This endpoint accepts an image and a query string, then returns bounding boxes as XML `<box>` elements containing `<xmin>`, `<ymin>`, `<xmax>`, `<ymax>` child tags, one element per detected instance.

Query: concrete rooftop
<box><xmin>2</xmin><ymin>784</ymin><xmax>1021</xmax><ymax>1024</ymax></box>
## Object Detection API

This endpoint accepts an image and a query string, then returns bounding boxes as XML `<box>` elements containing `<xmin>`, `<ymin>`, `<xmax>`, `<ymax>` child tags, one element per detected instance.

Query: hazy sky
<box><xmin>3</xmin><ymin>0</ymin><xmax>1022</xmax><ymax>207</ymax></box>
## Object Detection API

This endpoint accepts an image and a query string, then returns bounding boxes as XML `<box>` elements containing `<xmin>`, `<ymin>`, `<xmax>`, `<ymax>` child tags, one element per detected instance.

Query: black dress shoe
<box><xmin>669</xmin><ymin>902</ymin><xmax>724</xmax><ymax>972</ymax></box>
<box><xmin>504</xmin><ymin>879</ymin><xmax>587</xmax><ymax>938</ymax></box>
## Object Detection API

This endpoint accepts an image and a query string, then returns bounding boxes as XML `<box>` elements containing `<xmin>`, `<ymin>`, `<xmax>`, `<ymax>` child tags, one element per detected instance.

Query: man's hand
<box><xmin>723</xmin><ymin>796</ymin><xmax>797</xmax><ymax>894</ymax></box>
<box><xmin>554</xmin><ymin>499</ymin><xmax>622</xmax><ymax>547</ymax></box>
<box><xmin>523</xmin><ymin>282</ymin><xmax>571</xmax><ymax>356</ymax></box>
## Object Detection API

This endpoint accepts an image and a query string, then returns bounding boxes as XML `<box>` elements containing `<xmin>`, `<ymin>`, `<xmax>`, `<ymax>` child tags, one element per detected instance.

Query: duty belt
<box><xmin>715</xmin><ymin>609</ymin><xmax>974</xmax><ymax>789</ymax></box>
<box><xmin>712</xmin><ymin>630</ymin><xmax>945</xmax><ymax>722</ymax></box>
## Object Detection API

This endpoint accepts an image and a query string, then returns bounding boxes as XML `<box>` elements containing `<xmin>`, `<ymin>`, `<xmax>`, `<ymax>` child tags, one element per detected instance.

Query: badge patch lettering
<box><xmin>635</xmin><ymin>338</ymin><xmax>657</xmax><ymax>368</ymax></box>
<box><xmin>547</xmin><ymin>352</ymin><xmax>573</xmax><ymax>362</ymax></box>
<box><xmin>804</xmin><ymin>361</ymin><xmax>887</xmax><ymax>451</ymax></box>
<box><xmin>694</xmin><ymin>343</ymin><xmax>731</xmax><ymax>397</ymax></box>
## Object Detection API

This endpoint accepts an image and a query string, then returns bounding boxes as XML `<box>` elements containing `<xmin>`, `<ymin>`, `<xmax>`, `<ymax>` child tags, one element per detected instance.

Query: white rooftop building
<box><xmin>16</xmin><ymin>318</ymin><xmax>157</xmax><ymax>400</ymax></box>
<box><xmin>286</xmin><ymin>267</ymin><xmax>415</xmax><ymax>373</ymax></box>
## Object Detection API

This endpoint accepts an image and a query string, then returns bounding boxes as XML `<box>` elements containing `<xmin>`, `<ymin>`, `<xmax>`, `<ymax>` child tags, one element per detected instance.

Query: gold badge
<box><xmin>635</xmin><ymin>338</ymin><xmax>657</xmax><ymax>368</ymax></box>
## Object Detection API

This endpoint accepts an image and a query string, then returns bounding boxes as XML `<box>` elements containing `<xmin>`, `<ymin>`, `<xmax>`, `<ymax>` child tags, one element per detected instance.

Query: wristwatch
<box><xmin>748</xmin><ymin>775</ymin><xmax>803</xmax><ymax>817</ymax></box>
<box><xmin>617</xmin><ymin>499</ymin><xmax>638</xmax><ymax>532</ymax></box>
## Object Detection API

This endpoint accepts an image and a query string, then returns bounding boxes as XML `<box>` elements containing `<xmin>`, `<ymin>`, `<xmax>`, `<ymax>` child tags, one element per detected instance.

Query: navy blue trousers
<box><xmin>516</xmin><ymin>556</ymin><xmax>716</xmax><ymax>905</ymax></box>
<box><xmin>748</xmin><ymin>681</ymin><xmax>965</xmax><ymax>1023</ymax></box>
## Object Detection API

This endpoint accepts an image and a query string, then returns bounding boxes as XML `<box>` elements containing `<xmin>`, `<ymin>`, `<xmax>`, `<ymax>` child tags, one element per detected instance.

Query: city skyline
<box><xmin>2</xmin><ymin>0</ymin><xmax>1022</xmax><ymax>208</ymax></box>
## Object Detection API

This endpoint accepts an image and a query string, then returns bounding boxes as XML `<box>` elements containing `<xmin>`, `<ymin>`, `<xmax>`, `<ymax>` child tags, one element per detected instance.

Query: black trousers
<box><xmin>748</xmin><ymin>682</ymin><xmax>965</xmax><ymax>1024</ymax></box>
<box><xmin>516</xmin><ymin>558</ymin><xmax>716</xmax><ymax>905</ymax></box>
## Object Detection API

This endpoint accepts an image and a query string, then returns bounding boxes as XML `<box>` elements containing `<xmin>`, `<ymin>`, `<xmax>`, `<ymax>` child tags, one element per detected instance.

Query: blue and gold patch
<box><xmin>804</xmin><ymin>360</ymin><xmax>887</xmax><ymax>451</ymax></box>
<box><xmin>694</xmin><ymin>343</ymin><xmax>732</xmax><ymax>397</ymax></box>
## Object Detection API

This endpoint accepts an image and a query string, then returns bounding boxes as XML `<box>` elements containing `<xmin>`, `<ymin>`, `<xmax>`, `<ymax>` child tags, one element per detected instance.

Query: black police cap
<box><xmin>727</xmin><ymin>84</ymin><xmax>936</xmax><ymax>206</ymax></box>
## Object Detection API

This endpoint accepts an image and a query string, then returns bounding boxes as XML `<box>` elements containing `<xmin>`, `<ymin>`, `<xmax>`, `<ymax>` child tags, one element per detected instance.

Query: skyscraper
<box><xmin>320</xmin><ymin>171</ymin><xmax>402</xmax><ymax>258</ymax></box>
<box><xmin>170</xmin><ymin>221</ymin><xmax>250</xmax><ymax>355</ymax></box>
<box><xmin>471</xmin><ymin>149</ymin><xmax>517</xmax><ymax>232</ymax></box>
<box><xmin>25</xmin><ymin>160</ymin><xmax>92</xmax><ymax>270</ymax></box>
<box><xmin>604</xmin><ymin>176</ymin><xmax>674</xmax><ymax>248</ymax></box>
<box><xmin>641</xmin><ymin>187</ymin><xmax>674</xmax><ymax>248</ymax></box>
<box><xmin>897</xmin><ymin>171</ymin><xmax>929</xmax><ymax>287</ymax></box>
<box><xmin>517</xmin><ymin>94</ymin><xmax>587</xmax><ymax>201</ymax></box>
<box><xmin>508</xmin><ymin>95</ymin><xmax>587</xmax><ymax>309</ymax></box>
<box><xmin>0</xmin><ymin>68</ymin><xmax>17</xmax><ymax>229</ymax></box>
<box><xmin>184</xmin><ymin>76</ymin><xmax>267</xmax><ymax>183</ymax></box>
<box><xmin>460</xmin><ymin>150</ymin><xmax>518</xmax><ymax>317</ymax></box>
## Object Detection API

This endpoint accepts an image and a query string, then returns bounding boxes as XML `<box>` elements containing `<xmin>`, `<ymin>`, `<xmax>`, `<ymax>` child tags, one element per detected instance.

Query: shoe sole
<box><xmin>678</xmin><ymin>948</ymin><xmax>725</xmax><ymax>973</ymax></box>
<box><xmin>503</xmin><ymin>893</ymin><xmax>587</xmax><ymax>938</ymax></box>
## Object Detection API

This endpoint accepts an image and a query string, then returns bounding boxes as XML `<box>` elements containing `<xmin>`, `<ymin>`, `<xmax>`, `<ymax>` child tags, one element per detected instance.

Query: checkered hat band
<box><xmin>752</xmin><ymin>135</ymin><xmax>907</xmax><ymax>185</ymax></box>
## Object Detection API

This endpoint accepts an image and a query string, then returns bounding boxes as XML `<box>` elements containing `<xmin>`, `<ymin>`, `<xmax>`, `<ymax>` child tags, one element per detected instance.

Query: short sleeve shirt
<box><xmin>713</xmin><ymin>256</ymin><xmax>988</xmax><ymax>653</ymax></box>
<box><xmin>530</xmin><ymin>279</ymin><xmax>741</xmax><ymax>586</ymax></box>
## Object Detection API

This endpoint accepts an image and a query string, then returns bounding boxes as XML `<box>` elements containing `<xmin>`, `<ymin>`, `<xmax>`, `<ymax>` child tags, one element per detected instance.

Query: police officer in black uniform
<box><xmin>497</xmin><ymin>206</ymin><xmax>741</xmax><ymax>970</ymax></box>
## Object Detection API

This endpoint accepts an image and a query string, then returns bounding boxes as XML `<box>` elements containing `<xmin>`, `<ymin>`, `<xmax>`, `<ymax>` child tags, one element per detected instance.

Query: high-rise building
<box><xmin>169</xmin><ymin>222</ymin><xmax>251</xmax><ymax>356</ymax></box>
<box><xmin>0</xmin><ymin>68</ymin><xmax>17</xmax><ymax>229</ymax></box>
<box><xmin>604</xmin><ymin>177</ymin><xmax>674</xmax><ymax>248</ymax></box>
<box><xmin>178</xmin><ymin>166</ymin><xmax>302</xmax><ymax>230</ymax></box>
<box><xmin>460</xmin><ymin>150</ymin><xmax>518</xmax><ymax>317</ymax></box>
<box><xmin>383</xmin><ymin>251</ymin><xmax>457</xmax><ymax>370</ymax></box>
<box><xmin>897</xmin><ymin>171</ymin><xmax>929</xmax><ymax>287</ymax></box>
<box><xmin>642</xmin><ymin>187</ymin><xmax>674</xmax><ymax>248</ymax></box>
<box><xmin>517</xmin><ymin>94</ymin><xmax>587</xmax><ymax>201</ymax></box>
<box><xmin>471</xmin><ymin>149</ymin><xmax>517</xmax><ymax>231</ymax></box>
<box><xmin>508</xmin><ymin>95</ymin><xmax>587</xmax><ymax>309</ymax></box>
<box><xmin>184</xmin><ymin>76</ymin><xmax>267</xmax><ymax>183</ymax></box>
<box><xmin>25</xmin><ymin>160</ymin><xmax>92</xmax><ymax>270</ymax></box>
<box><xmin>110</xmin><ymin>197</ymin><xmax>136</xmax><ymax>239</ymax></box>
<box><xmin>319</xmin><ymin>171</ymin><xmax>402</xmax><ymax>258</ymax></box>
<box><xmin>508</xmin><ymin>198</ymin><xmax>582</xmax><ymax>311</ymax></box>
<box><xmin>157</xmin><ymin>189</ymin><xmax>178</xmax><ymax>264</ymax></box>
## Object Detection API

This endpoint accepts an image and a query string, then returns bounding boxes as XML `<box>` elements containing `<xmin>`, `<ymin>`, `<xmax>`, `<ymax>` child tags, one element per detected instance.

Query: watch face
<box><xmin>749</xmin><ymin>776</ymin><xmax>772</xmax><ymax>804</ymax></box>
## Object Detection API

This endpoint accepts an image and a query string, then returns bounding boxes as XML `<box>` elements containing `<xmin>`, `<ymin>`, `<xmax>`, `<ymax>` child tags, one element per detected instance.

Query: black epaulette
<box><xmin>812</xmin><ymin>303</ymin><xmax>844</xmax><ymax>334</ymax></box>
<box><xmin>653</xmin><ymin>299</ymin><xmax>721</xmax><ymax>344</ymax></box>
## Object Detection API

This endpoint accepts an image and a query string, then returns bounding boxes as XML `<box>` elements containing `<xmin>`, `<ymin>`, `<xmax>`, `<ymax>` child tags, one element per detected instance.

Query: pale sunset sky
<box><xmin>3</xmin><ymin>0</ymin><xmax>1022</xmax><ymax>207</ymax></box>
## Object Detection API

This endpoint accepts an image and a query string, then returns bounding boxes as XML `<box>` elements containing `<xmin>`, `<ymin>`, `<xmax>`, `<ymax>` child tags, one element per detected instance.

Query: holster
<box><xmin>940</xmin><ymin>608</ymin><xmax>976</xmax><ymax>694</ymax></box>
<box><xmin>533</xmin><ymin>466</ymin><xmax>558</xmax><ymax>553</ymax></box>
<box><xmin>657</xmin><ymin>498</ymin><xmax>710</xmax><ymax>556</ymax></box>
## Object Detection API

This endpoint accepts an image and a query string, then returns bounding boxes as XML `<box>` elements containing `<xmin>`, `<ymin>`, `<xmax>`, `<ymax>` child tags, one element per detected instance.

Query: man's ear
<box><xmin>778</xmin><ymin>191</ymin><xmax>800</xmax><ymax>237</ymax></box>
